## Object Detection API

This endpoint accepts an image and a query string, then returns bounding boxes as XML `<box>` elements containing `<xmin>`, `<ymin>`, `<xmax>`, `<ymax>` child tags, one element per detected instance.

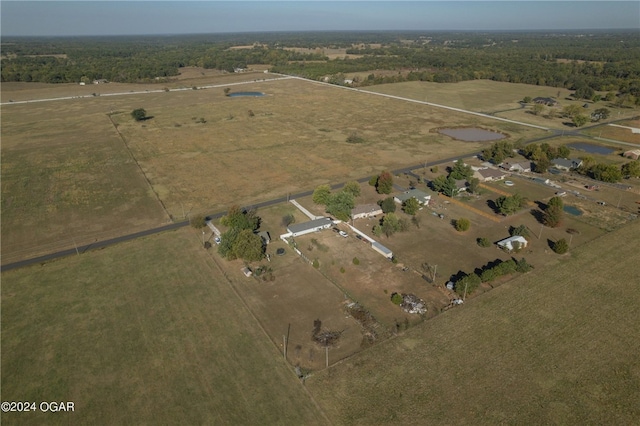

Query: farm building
<box><xmin>473</xmin><ymin>168</ymin><xmax>508</xmax><ymax>182</ymax></box>
<box><xmin>351</xmin><ymin>204</ymin><xmax>383</xmax><ymax>220</ymax></box>
<box><xmin>623</xmin><ymin>149</ymin><xmax>640</xmax><ymax>160</ymax></box>
<box><xmin>371</xmin><ymin>241</ymin><xmax>393</xmax><ymax>259</ymax></box>
<box><xmin>500</xmin><ymin>161</ymin><xmax>532</xmax><ymax>173</ymax></box>
<box><xmin>287</xmin><ymin>217</ymin><xmax>333</xmax><ymax>237</ymax></box>
<box><xmin>394</xmin><ymin>189</ymin><xmax>431</xmax><ymax>205</ymax></box>
<box><xmin>241</xmin><ymin>267</ymin><xmax>253</xmax><ymax>277</ymax></box>
<box><xmin>532</xmin><ymin>97</ymin><xmax>558</xmax><ymax>106</ymax></box>
<box><xmin>551</xmin><ymin>158</ymin><xmax>583</xmax><ymax>171</ymax></box>
<box><xmin>497</xmin><ymin>236</ymin><xmax>528</xmax><ymax>251</ymax></box>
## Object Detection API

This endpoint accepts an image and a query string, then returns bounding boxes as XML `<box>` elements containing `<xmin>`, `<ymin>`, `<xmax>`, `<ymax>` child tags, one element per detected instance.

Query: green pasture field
<box><xmin>1</xmin><ymin>228</ymin><xmax>326</xmax><ymax>425</ymax></box>
<box><xmin>306</xmin><ymin>221</ymin><xmax>640</xmax><ymax>425</ymax></box>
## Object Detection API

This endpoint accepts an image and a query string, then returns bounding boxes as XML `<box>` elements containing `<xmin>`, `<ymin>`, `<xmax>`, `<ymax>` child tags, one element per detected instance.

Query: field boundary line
<box><xmin>197</xmin><ymin>233</ymin><xmax>333</xmax><ymax>425</ymax></box>
<box><xmin>287</xmin><ymin>75</ymin><xmax>551</xmax><ymax>131</ymax></box>
<box><xmin>479</xmin><ymin>183</ymin><xmax>536</xmax><ymax>207</ymax></box>
<box><xmin>437</xmin><ymin>193</ymin><xmax>502</xmax><ymax>223</ymax></box>
<box><xmin>107</xmin><ymin>114</ymin><xmax>173</xmax><ymax>222</ymax></box>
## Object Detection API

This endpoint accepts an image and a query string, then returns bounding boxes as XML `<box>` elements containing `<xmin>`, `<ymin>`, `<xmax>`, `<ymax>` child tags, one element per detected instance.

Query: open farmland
<box><xmin>0</xmin><ymin>99</ymin><xmax>168</xmax><ymax>263</ymax></box>
<box><xmin>1</xmin><ymin>228</ymin><xmax>327</xmax><ymax>425</ymax></box>
<box><xmin>109</xmin><ymin>77</ymin><xmax>546</xmax><ymax>219</ymax></box>
<box><xmin>1</xmin><ymin>76</ymin><xmax>548</xmax><ymax>263</ymax></box>
<box><xmin>306</xmin><ymin>221</ymin><xmax>640</xmax><ymax>425</ymax></box>
<box><xmin>362</xmin><ymin>80</ymin><xmax>639</xmax><ymax>130</ymax></box>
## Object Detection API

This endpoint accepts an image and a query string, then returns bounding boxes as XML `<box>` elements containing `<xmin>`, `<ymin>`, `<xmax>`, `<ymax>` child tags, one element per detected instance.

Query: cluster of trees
<box><xmin>430</xmin><ymin>160</ymin><xmax>478</xmax><ymax>196</ymax></box>
<box><xmin>369</xmin><ymin>171</ymin><xmax>394</xmax><ymax>194</ymax></box>
<box><xmin>521</xmin><ymin>142</ymin><xmax>570</xmax><ymax>173</ymax></box>
<box><xmin>494</xmin><ymin>193</ymin><xmax>528</xmax><ymax>216</ymax></box>
<box><xmin>482</xmin><ymin>140</ymin><xmax>516</xmax><ymax>164</ymax></box>
<box><xmin>455</xmin><ymin>257</ymin><xmax>533</xmax><ymax>296</ymax></box>
<box><xmin>218</xmin><ymin>206</ymin><xmax>265</xmax><ymax>262</ymax></box>
<box><xmin>312</xmin><ymin>181</ymin><xmax>360</xmax><ymax>221</ymax></box>
<box><xmin>372</xmin><ymin>212</ymin><xmax>410</xmax><ymax>238</ymax></box>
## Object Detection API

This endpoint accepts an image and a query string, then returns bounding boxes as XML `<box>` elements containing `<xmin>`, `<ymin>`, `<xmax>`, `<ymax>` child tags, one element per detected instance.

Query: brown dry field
<box><xmin>109</xmin><ymin>77</ymin><xmax>544</xmax><ymax>220</ymax></box>
<box><xmin>1</xmin><ymin>227</ymin><xmax>327</xmax><ymax>425</ymax></box>
<box><xmin>1</xmin><ymin>98</ymin><xmax>168</xmax><ymax>263</ymax></box>
<box><xmin>583</xmin><ymin>118</ymin><xmax>640</xmax><ymax>145</ymax></box>
<box><xmin>306</xmin><ymin>220</ymin><xmax>640</xmax><ymax>425</ymax></box>
<box><xmin>362</xmin><ymin>80</ymin><xmax>639</xmax><ymax>130</ymax></box>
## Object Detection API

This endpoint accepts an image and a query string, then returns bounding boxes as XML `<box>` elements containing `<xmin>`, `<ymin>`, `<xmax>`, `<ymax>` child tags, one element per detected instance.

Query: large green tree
<box><xmin>449</xmin><ymin>160</ymin><xmax>473</xmax><ymax>180</ymax></box>
<box><xmin>431</xmin><ymin>175</ymin><xmax>457</xmax><ymax>197</ymax></box>
<box><xmin>325</xmin><ymin>191</ymin><xmax>355</xmax><ymax>221</ymax></box>
<box><xmin>131</xmin><ymin>108</ymin><xmax>147</xmax><ymax>121</ymax></box>
<box><xmin>233</xmin><ymin>229</ymin><xmax>265</xmax><ymax>262</ymax></box>
<box><xmin>378</xmin><ymin>197</ymin><xmax>396</xmax><ymax>213</ymax></box>
<box><xmin>376</xmin><ymin>171</ymin><xmax>394</xmax><ymax>194</ymax></box>
<box><xmin>621</xmin><ymin>161</ymin><xmax>640</xmax><ymax>178</ymax></box>
<box><xmin>342</xmin><ymin>181</ymin><xmax>361</xmax><ymax>197</ymax></box>
<box><xmin>402</xmin><ymin>198</ymin><xmax>420</xmax><ymax>215</ymax></box>
<box><xmin>495</xmin><ymin>193</ymin><xmax>527</xmax><ymax>215</ymax></box>
<box><xmin>312</xmin><ymin>184</ymin><xmax>332</xmax><ymax>205</ymax></box>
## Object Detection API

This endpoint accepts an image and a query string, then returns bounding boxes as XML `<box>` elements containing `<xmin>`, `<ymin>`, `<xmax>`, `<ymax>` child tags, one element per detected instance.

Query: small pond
<box><xmin>564</xmin><ymin>205</ymin><xmax>583</xmax><ymax>216</ymax></box>
<box><xmin>228</xmin><ymin>91</ymin><xmax>265</xmax><ymax>97</ymax></box>
<box><xmin>567</xmin><ymin>142</ymin><xmax>615</xmax><ymax>155</ymax></box>
<box><xmin>438</xmin><ymin>127</ymin><xmax>505</xmax><ymax>142</ymax></box>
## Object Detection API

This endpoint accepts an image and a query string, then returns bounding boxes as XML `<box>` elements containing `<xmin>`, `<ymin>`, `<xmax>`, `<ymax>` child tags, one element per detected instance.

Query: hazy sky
<box><xmin>1</xmin><ymin>1</ymin><xmax>638</xmax><ymax>37</ymax></box>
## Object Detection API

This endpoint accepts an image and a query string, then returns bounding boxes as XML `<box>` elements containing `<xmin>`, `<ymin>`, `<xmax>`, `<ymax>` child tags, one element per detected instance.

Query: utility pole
<box><xmin>432</xmin><ymin>264</ymin><xmax>437</xmax><ymax>283</ymax></box>
<box><xmin>617</xmin><ymin>194</ymin><xmax>622</xmax><ymax>208</ymax></box>
<box><xmin>325</xmin><ymin>346</ymin><xmax>329</xmax><ymax>368</ymax></box>
<box><xmin>72</xmin><ymin>238</ymin><xmax>79</xmax><ymax>256</ymax></box>
<box><xmin>538</xmin><ymin>223</ymin><xmax>544</xmax><ymax>240</ymax></box>
<box><xmin>202</xmin><ymin>231</ymin><xmax>205</xmax><ymax>246</ymax></box>
<box><xmin>283</xmin><ymin>335</ymin><xmax>287</xmax><ymax>361</ymax></box>
<box><xmin>463</xmin><ymin>280</ymin><xmax>468</xmax><ymax>301</ymax></box>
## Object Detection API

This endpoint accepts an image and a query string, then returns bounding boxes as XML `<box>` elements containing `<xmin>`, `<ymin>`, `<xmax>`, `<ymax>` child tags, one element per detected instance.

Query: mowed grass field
<box><xmin>1</xmin><ymin>228</ymin><xmax>327</xmax><ymax>425</ymax></box>
<box><xmin>306</xmin><ymin>221</ymin><xmax>640</xmax><ymax>425</ymax></box>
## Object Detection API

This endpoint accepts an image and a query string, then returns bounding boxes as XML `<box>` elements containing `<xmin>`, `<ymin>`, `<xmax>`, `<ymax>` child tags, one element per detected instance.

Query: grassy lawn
<box><xmin>1</xmin><ymin>228</ymin><xmax>326</xmax><ymax>425</ymax></box>
<box><xmin>306</xmin><ymin>221</ymin><xmax>640</xmax><ymax>425</ymax></box>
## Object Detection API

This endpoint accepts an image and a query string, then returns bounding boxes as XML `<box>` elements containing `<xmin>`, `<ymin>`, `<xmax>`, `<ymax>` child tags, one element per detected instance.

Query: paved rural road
<box><xmin>3</xmin><ymin>74</ymin><xmax>635</xmax><ymax>271</ymax></box>
<box><xmin>0</xmin><ymin>153</ymin><xmax>469</xmax><ymax>272</ymax></box>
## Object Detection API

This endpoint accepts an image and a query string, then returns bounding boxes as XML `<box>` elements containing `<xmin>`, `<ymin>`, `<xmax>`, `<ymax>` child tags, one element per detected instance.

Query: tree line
<box><xmin>3</xmin><ymin>31</ymin><xmax>638</xmax><ymax>101</ymax></box>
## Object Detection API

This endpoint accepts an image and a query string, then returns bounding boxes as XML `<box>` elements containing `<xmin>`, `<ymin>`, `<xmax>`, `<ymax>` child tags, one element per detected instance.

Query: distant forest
<box><xmin>2</xmin><ymin>31</ymin><xmax>639</xmax><ymax>99</ymax></box>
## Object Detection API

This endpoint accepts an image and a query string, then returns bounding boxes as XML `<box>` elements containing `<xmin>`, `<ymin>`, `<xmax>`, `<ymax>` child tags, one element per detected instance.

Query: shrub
<box><xmin>391</xmin><ymin>293</ymin><xmax>403</xmax><ymax>305</ymax></box>
<box><xmin>312</xmin><ymin>259</ymin><xmax>320</xmax><ymax>268</ymax></box>
<box><xmin>516</xmin><ymin>258</ymin><xmax>533</xmax><ymax>273</ymax></box>
<box><xmin>340</xmin><ymin>267</ymin><xmax>345</xmax><ymax>273</ymax></box>
<box><xmin>477</xmin><ymin>237</ymin><xmax>491</xmax><ymax>247</ymax></box>
<box><xmin>553</xmin><ymin>238</ymin><xmax>569</xmax><ymax>254</ymax></box>
<box><xmin>190</xmin><ymin>214</ymin><xmax>206</xmax><ymax>229</ymax></box>
<box><xmin>352</xmin><ymin>257</ymin><xmax>360</xmax><ymax>265</ymax></box>
<box><xmin>455</xmin><ymin>218</ymin><xmax>471</xmax><ymax>232</ymax></box>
